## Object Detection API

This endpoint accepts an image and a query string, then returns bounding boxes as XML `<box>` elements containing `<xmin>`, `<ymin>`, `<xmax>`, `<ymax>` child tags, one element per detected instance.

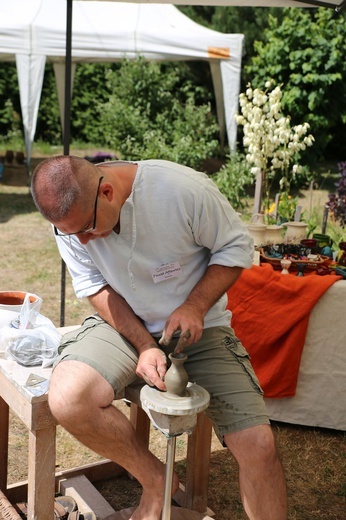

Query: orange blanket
<box><xmin>226</xmin><ymin>264</ymin><xmax>340</xmax><ymax>398</ymax></box>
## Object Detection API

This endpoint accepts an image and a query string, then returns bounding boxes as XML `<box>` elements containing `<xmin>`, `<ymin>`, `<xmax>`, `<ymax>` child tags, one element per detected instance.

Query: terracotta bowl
<box><xmin>0</xmin><ymin>291</ymin><xmax>39</xmax><ymax>312</ymax></box>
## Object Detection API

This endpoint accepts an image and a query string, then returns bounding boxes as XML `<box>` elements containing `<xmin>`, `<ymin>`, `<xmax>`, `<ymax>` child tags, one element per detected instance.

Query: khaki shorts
<box><xmin>56</xmin><ymin>315</ymin><xmax>270</xmax><ymax>442</ymax></box>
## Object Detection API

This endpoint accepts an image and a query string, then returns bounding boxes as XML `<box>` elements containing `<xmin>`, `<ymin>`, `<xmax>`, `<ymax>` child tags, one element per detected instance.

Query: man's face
<box><xmin>53</xmin><ymin>176</ymin><xmax>119</xmax><ymax>244</ymax></box>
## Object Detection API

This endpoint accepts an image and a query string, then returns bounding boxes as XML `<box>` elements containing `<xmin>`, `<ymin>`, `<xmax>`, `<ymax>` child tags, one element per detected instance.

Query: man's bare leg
<box><xmin>225</xmin><ymin>425</ymin><xmax>287</xmax><ymax>520</ymax></box>
<box><xmin>49</xmin><ymin>361</ymin><xmax>178</xmax><ymax>520</ymax></box>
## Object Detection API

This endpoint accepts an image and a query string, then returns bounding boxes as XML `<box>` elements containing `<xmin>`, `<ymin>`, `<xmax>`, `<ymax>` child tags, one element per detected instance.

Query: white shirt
<box><xmin>55</xmin><ymin>160</ymin><xmax>254</xmax><ymax>336</ymax></box>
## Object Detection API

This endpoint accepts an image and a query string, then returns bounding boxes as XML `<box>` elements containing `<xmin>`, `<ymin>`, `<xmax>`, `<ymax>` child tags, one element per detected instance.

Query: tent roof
<box><xmin>79</xmin><ymin>1</ymin><xmax>345</xmax><ymax>12</ymax></box>
<box><xmin>0</xmin><ymin>0</ymin><xmax>244</xmax><ymax>61</ymax></box>
<box><xmin>0</xmin><ymin>0</ymin><xmax>245</xmax><ymax>159</ymax></box>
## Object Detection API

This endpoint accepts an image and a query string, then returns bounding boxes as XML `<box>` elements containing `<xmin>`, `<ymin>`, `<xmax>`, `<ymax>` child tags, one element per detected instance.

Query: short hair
<box><xmin>31</xmin><ymin>155</ymin><xmax>95</xmax><ymax>222</ymax></box>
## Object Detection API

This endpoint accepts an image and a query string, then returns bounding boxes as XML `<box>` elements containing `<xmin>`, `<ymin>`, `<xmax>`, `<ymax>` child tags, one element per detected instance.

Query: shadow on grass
<box><xmin>0</xmin><ymin>192</ymin><xmax>37</xmax><ymax>223</ymax></box>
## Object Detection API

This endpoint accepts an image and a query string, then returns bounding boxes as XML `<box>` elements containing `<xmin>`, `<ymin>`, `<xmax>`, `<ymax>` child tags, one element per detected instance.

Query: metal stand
<box><xmin>162</xmin><ymin>435</ymin><xmax>177</xmax><ymax>520</ymax></box>
<box><xmin>140</xmin><ymin>383</ymin><xmax>210</xmax><ymax>520</ymax></box>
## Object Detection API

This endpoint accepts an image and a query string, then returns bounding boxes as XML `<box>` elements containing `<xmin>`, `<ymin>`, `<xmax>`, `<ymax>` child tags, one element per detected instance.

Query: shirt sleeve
<box><xmin>191</xmin><ymin>177</ymin><xmax>254</xmax><ymax>269</ymax></box>
<box><xmin>54</xmin><ymin>232</ymin><xmax>108</xmax><ymax>298</ymax></box>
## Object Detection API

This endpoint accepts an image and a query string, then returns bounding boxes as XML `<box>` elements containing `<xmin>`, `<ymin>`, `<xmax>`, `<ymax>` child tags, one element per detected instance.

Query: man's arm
<box><xmin>88</xmin><ymin>286</ymin><xmax>167</xmax><ymax>390</ymax></box>
<box><xmin>160</xmin><ymin>264</ymin><xmax>243</xmax><ymax>348</ymax></box>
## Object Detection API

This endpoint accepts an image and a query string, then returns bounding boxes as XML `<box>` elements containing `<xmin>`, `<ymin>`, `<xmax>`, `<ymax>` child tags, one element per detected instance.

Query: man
<box><xmin>31</xmin><ymin>156</ymin><xmax>287</xmax><ymax>520</ymax></box>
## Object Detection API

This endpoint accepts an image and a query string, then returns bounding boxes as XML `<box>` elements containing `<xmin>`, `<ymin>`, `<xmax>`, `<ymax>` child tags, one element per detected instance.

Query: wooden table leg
<box><xmin>0</xmin><ymin>397</ymin><xmax>9</xmax><ymax>492</ymax></box>
<box><xmin>184</xmin><ymin>412</ymin><xmax>212</xmax><ymax>513</ymax></box>
<box><xmin>130</xmin><ymin>403</ymin><xmax>150</xmax><ymax>448</ymax></box>
<box><xmin>27</xmin><ymin>425</ymin><xmax>56</xmax><ymax>520</ymax></box>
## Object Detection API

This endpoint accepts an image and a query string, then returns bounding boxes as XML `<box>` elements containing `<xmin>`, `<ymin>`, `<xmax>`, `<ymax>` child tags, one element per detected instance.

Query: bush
<box><xmin>212</xmin><ymin>152</ymin><xmax>253</xmax><ymax>210</ymax></box>
<box><xmin>97</xmin><ymin>57</ymin><xmax>220</xmax><ymax>170</ymax></box>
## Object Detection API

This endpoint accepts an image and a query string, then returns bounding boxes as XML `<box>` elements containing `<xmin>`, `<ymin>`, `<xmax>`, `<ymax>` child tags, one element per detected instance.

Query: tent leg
<box><xmin>60</xmin><ymin>0</ymin><xmax>73</xmax><ymax>327</ymax></box>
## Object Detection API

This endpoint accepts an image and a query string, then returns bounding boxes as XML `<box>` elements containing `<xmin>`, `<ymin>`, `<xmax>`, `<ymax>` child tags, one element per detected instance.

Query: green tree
<box><xmin>246</xmin><ymin>8</ymin><xmax>346</xmax><ymax>161</ymax></box>
<box><xmin>179</xmin><ymin>6</ymin><xmax>284</xmax><ymax>86</ymax></box>
<box><xmin>0</xmin><ymin>63</ymin><xmax>22</xmax><ymax>143</ymax></box>
<box><xmin>98</xmin><ymin>57</ymin><xmax>220</xmax><ymax>170</ymax></box>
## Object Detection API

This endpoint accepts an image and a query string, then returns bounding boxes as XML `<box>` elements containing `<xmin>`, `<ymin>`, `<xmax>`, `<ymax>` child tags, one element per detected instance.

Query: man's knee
<box><xmin>48</xmin><ymin>360</ymin><xmax>114</xmax><ymax>424</ymax></box>
<box><xmin>224</xmin><ymin>424</ymin><xmax>278</xmax><ymax>466</ymax></box>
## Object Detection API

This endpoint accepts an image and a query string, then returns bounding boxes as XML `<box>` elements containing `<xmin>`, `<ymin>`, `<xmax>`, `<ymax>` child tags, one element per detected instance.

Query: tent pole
<box><xmin>60</xmin><ymin>0</ymin><xmax>73</xmax><ymax>327</ymax></box>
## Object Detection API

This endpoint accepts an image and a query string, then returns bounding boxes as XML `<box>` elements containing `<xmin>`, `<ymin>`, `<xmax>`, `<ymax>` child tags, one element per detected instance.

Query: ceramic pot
<box><xmin>265</xmin><ymin>225</ymin><xmax>283</xmax><ymax>245</ymax></box>
<box><xmin>165</xmin><ymin>353</ymin><xmax>189</xmax><ymax>397</ymax></box>
<box><xmin>312</xmin><ymin>233</ymin><xmax>333</xmax><ymax>249</ymax></box>
<box><xmin>247</xmin><ymin>223</ymin><xmax>267</xmax><ymax>247</ymax></box>
<box><xmin>0</xmin><ymin>291</ymin><xmax>39</xmax><ymax>312</ymax></box>
<box><xmin>280</xmin><ymin>259</ymin><xmax>291</xmax><ymax>275</ymax></box>
<box><xmin>250</xmin><ymin>212</ymin><xmax>265</xmax><ymax>225</ymax></box>
<box><xmin>300</xmin><ymin>239</ymin><xmax>318</xmax><ymax>249</ymax></box>
<box><xmin>283</xmin><ymin>222</ymin><xmax>308</xmax><ymax>244</ymax></box>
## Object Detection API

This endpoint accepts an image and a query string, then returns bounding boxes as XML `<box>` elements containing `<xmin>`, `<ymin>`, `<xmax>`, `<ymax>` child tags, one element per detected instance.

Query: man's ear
<box><xmin>100</xmin><ymin>182</ymin><xmax>114</xmax><ymax>202</ymax></box>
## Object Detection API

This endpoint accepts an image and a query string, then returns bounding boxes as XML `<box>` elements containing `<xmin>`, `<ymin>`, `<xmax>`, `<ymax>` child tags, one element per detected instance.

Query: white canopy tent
<box><xmin>0</xmin><ymin>0</ymin><xmax>343</xmax><ymax>168</ymax></box>
<box><xmin>0</xmin><ymin>0</ymin><xmax>248</xmax><ymax>166</ymax></box>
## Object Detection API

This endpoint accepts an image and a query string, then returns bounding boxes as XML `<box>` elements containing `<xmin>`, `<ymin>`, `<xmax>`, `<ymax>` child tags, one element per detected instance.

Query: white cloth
<box><xmin>55</xmin><ymin>160</ymin><xmax>253</xmax><ymax>335</ymax></box>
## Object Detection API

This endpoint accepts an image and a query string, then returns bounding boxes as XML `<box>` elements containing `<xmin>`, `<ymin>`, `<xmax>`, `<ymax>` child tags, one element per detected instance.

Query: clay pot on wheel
<box><xmin>165</xmin><ymin>353</ymin><xmax>189</xmax><ymax>397</ymax></box>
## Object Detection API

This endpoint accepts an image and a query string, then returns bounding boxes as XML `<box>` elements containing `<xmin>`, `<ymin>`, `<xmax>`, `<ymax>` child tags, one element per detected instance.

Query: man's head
<box><xmin>32</xmin><ymin>155</ymin><xmax>134</xmax><ymax>243</ymax></box>
<box><xmin>31</xmin><ymin>155</ymin><xmax>96</xmax><ymax>223</ymax></box>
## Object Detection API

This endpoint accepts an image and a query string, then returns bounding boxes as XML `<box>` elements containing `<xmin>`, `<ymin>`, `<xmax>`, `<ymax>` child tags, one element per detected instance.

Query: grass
<box><xmin>0</xmin><ymin>155</ymin><xmax>345</xmax><ymax>519</ymax></box>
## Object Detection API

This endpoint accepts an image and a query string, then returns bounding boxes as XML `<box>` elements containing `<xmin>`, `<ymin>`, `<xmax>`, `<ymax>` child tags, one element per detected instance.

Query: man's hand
<box><xmin>136</xmin><ymin>347</ymin><xmax>167</xmax><ymax>391</ymax></box>
<box><xmin>159</xmin><ymin>303</ymin><xmax>204</xmax><ymax>351</ymax></box>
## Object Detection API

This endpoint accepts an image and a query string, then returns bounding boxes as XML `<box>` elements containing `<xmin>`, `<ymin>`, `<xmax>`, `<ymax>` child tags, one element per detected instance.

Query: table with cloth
<box><xmin>227</xmin><ymin>264</ymin><xmax>346</xmax><ymax>431</ymax></box>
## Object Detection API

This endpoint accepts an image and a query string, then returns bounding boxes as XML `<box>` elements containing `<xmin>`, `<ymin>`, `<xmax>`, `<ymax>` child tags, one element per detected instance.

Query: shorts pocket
<box><xmin>58</xmin><ymin>314</ymin><xmax>102</xmax><ymax>354</ymax></box>
<box><xmin>221</xmin><ymin>335</ymin><xmax>264</xmax><ymax>395</ymax></box>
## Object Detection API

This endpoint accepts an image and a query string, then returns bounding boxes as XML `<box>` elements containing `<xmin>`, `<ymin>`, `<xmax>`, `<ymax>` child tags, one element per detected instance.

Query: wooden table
<box><xmin>0</xmin><ymin>358</ymin><xmax>57</xmax><ymax>519</ymax></box>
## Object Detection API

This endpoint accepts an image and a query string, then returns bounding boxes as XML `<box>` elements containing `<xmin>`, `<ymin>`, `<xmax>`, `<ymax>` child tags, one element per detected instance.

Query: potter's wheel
<box><xmin>140</xmin><ymin>382</ymin><xmax>210</xmax><ymax>416</ymax></box>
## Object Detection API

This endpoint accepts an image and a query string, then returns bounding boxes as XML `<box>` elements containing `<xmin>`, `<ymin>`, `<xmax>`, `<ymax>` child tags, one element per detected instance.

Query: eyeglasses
<box><xmin>54</xmin><ymin>176</ymin><xmax>104</xmax><ymax>237</ymax></box>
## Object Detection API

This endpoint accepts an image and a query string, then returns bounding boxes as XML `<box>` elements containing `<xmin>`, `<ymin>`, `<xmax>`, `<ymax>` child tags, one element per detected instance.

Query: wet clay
<box><xmin>165</xmin><ymin>353</ymin><xmax>189</xmax><ymax>397</ymax></box>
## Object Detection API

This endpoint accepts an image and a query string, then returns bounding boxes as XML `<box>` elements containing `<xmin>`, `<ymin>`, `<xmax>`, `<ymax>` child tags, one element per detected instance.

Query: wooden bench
<box><xmin>0</xmin><ymin>327</ymin><xmax>213</xmax><ymax>519</ymax></box>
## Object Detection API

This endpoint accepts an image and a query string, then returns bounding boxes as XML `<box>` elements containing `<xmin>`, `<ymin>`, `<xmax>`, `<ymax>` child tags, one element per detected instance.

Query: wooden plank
<box><xmin>0</xmin><ymin>360</ymin><xmax>52</xmax><ymax>404</ymax></box>
<box><xmin>0</xmin><ymin>398</ymin><xmax>9</xmax><ymax>492</ymax></box>
<box><xmin>60</xmin><ymin>475</ymin><xmax>116</xmax><ymax>519</ymax></box>
<box><xmin>0</xmin><ymin>372</ymin><xmax>55</xmax><ymax>430</ymax></box>
<box><xmin>184</xmin><ymin>412</ymin><xmax>212</xmax><ymax>513</ymax></box>
<box><xmin>7</xmin><ymin>460</ymin><xmax>125</xmax><ymax>504</ymax></box>
<box><xmin>129</xmin><ymin>404</ymin><xmax>150</xmax><ymax>447</ymax></box>
<box><xmin>26</xmin><ymin>426</ymin><xmax>56</xmax><ymax>520</ymax></box>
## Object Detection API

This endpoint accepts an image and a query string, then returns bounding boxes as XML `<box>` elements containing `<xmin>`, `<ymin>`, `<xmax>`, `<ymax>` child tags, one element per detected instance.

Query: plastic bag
<box><xmin>0</xmin><ymin>293</ymin><xmax>61</xmax><ymax>368</ymax></box>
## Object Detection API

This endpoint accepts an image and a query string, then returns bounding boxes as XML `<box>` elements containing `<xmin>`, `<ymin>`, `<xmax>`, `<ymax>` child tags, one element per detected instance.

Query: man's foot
<box><xmin>130</xmin><ymin>472</ymin><xmax>179</xmax><ymax>520</ymax></box>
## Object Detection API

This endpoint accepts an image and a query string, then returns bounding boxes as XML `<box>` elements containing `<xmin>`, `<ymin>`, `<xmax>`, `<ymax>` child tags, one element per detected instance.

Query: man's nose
<box><xmin>77</xmin><ymin>233</ymin><xmax>92</xmax><ymax>245</ymax></box>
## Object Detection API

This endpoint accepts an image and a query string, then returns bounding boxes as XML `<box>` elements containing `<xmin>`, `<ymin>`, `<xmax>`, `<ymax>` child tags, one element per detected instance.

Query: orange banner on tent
<box><xmin>208</xmin><ymin>47</ymin><xmax>230</xmax><ymax>59</ymax></box>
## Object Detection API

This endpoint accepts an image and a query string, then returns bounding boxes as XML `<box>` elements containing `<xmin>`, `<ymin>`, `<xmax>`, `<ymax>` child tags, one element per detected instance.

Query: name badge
<box><xmin>150</xmin><ymin>261</ymin><xmax>183</xmax><ymax>283</ymax></box>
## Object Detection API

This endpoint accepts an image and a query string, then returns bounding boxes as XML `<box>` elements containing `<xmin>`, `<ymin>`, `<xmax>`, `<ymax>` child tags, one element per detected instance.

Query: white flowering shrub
<box><xmin>236</xmin><ymin>81</ymin><xmax>314</xmax><ymax>211</ymax></box>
